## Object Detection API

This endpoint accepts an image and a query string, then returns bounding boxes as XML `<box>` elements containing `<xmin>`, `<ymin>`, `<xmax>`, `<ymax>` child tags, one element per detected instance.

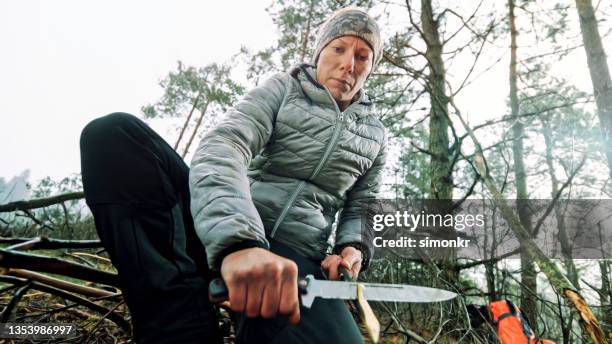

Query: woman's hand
<box><xmin>321</xmin><ymin>246</ymin><xmax>363</xmax><ymax>280</ymax></box>
<box><xmin>221</xmin><ymin>248</ymin><xmax>300</xmax><ymax>323</ymax></box>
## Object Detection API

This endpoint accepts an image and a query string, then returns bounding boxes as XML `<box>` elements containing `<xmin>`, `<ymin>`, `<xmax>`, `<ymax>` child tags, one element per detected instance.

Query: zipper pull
<box><xmin>339</xmin><ymin>112</ymin><xmax>344</xmax><ymax>122</ymax></box>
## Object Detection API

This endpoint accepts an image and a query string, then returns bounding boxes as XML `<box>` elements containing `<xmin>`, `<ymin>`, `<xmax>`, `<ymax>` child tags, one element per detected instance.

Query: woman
<box><xmin>80</xmin><ymin>6</ymin><xmax>385</xmax><ymax>344</ymax></box>
<box><xmin>190</xmin><ymin>6</ymin><xmax>387</xmax><ymax>343</ymax></box>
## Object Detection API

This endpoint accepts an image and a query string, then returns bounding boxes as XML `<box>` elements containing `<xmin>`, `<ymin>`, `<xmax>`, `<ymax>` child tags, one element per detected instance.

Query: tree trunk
<box><xmin>299</xmin><ymin>0</ymin><xmax>315</xmax><ymax>62</ymax></box>
<box><xmin>543</xmin><ymin>120</ymin><xmax>578</xmax><ymax>343</ymax></box>
<box><xmin>421</xmin><ymin>0</ymin><xmax>452</xmax><ymax>201</ymax></box>
<box><xmin>420</xmin><ymin>0</ymin><xmax>456</xmax><ymax>285</ymax></box>
<box><xmin>485</xmin><ymin>204</ymin><xmax>498</xmax><ymax>303</ymax></box>
<box><xmin>182</xmin><ymin>100</ymin><xmax>210</xmax><ymax>159</ymax></box>
<box><xmin>174</xmin><ymin>91</ymin><xmax>202</xmax><ymax>150</ymax></box>
<box><xmin>598</xmin><ymin>227</ymin><xmax>612</xmax><ymax>336</ymax></box>
<box><xmin>542</xmin><ymin>120</ymin><xmax>580</xmax><ymax>288</ymax></box>
<box><xmin>508</xmin><ymin>0</ymin><xmax>538</xmax><ymax>331</ymax></box>
<box><xmin>575</xmin><ymin>0</ymin><xmax>612</xmax><ymax>178</ymax></box>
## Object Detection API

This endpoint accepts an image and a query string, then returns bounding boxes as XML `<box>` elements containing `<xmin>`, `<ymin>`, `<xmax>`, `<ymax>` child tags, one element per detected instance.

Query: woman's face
<box><xmin>316</xmin><ymin>36</ymin><xmax>373</xmax><ymax>110</ymax></box>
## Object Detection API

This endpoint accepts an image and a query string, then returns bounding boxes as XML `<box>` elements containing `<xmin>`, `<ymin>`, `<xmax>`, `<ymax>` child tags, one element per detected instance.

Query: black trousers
<box><xmin>80</xmin><ymin>113</ymin><xmax>363</xmax><ymax>344</ymax></box>
<box><xmin>80</xmin><ymin>113</ymin><xmax>219</xmax><ymax>343</ymax></box>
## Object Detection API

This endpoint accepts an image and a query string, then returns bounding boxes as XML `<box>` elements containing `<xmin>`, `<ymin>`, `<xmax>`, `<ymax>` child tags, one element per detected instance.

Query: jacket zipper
<box><xmin>309</xmin><ymin>88</ymin><xmax>345</xmax><ymax>179</ymax></box>
<box><xmin>269</xmin><ymin>180</ymin><xmax>306</xmax><ymax>238</ymax></box>
<box><xmin>270</xmin><ymin>87</ymin><xmax>345</xmax><ymax>238</ymax></box>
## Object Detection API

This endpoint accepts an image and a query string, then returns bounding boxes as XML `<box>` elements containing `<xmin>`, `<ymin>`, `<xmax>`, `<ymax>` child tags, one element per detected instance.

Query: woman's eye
<box><xmin>357</xmin><ymin>55</ymin><xmax>369</xmax><ymax>61</ymax></box>
<box><xmin>334</xmin><ymin>47</ymin><xmax>344</xmax><ymax>53</ymax></box>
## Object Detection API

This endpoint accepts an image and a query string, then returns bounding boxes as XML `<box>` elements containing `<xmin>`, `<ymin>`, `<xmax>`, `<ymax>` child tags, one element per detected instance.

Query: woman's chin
<box><xmin>329</xmin><ymin>89</ymin><xmax>350</xmax><ymax>102</ymax></box>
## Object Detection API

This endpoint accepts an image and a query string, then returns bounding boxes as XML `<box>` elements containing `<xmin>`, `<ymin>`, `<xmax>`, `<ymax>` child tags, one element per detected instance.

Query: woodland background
<box><xmin>0</xmin><ymin>0</ymin><xmax>611</xmax><ymax>343</ymax></box>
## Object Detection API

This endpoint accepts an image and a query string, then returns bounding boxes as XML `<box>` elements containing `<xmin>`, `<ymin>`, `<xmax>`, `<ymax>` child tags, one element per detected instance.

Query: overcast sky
<box><xmin>1</xmin><ymin>0</ymin><xmax>609</xmax><ymax>189</ymax></box>
<box><xmin>0</xmin><ymin>0</ymin><xmax>276</xmax><ymax>183</ymax></box>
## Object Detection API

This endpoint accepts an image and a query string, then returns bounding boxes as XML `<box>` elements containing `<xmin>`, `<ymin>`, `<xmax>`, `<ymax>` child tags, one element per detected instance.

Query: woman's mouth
<box><xmin>332</xmin><ymin>78</ymin><xmax>352</xmax><ymax>89</ymax></box>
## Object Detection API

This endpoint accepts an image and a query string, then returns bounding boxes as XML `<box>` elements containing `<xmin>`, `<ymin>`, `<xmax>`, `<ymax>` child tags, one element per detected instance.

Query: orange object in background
<box><xmin>490</xmin><ymin>300</ymin><xmax>556</xmax><ymax>344</ymax></box>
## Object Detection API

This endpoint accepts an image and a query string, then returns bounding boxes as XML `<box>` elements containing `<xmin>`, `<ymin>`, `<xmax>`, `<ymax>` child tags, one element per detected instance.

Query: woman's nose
<box><xmin>340</xmin><ymin>54</ymin><xmax>355</xmax><ymax>73</ymax></box>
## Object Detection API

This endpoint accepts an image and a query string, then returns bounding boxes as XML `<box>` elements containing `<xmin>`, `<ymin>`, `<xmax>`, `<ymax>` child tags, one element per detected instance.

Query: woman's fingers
<box><xmin>321</xmin><ymin>254</ymin><xmax>352</xmax><ymax>280</ymax></box>
<box><xmin>221</xmin><ymin>248</ymin><xmax>300</xmax><ymax>322</ymax></box>
<box><xmin>260</xmin><ymin>271</ymin><xmax>281</xmax><ymax>318</ymax></box>
<box><xmin>279</xmin><ymin>261</ymin><xmax>300</xmax><ymax>323</ymax></box>
<box><xmin>245</xmin><ymin>278</ymin><xmax>265</xmax><ymax>317</ymax></box>
<box><xmin>340</xmin><ymin>246</ymin><xmax>363</xmax><ymax>279</ymax></box>
<box><xmin>227</xmin><ymin>276</ymin><xmax>247</xmax><ymax>313</ymax></box>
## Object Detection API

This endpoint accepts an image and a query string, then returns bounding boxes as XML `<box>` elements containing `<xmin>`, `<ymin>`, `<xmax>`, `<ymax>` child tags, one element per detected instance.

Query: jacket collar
<box><xmin>290</xmin><ymin>63</ymin><xmax>374</xmax><ymax>117</ymax></box>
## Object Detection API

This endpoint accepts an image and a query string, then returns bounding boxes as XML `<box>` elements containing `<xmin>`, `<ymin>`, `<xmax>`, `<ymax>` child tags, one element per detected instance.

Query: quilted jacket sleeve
<box><xmin>334</xmin><ymin>130</ymin><xmax>387</xmax><ymax>269</ymax></box>
<box><xmin>189</xmin><ymin>73</ymin><xmax>288</xmax><ymax>270</ymax></box>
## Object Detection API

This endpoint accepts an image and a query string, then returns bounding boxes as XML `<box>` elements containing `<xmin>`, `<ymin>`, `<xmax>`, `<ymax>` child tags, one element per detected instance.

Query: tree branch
<box><xmin>0</xmin><ymin>249</ymin><xmax>119</xmax><ymax>287</ymax></box>
<box><xmin>0</xmin><ymin>192</ymin><xmax>85</xmax><ymax>213</ymax></box>
<box><xmin>0</xmin><ymin>237</ymin><xmax>102</xmax><ymax>250</ymax></box>
<box><xmin>0</xmin><ymin>275</ymin><xmax>129</xmax><ymax>332</ymax></box>
<box><xmin>7</xmin><ymin>268</ymin><xmax>118</xmax><ymax>298</ymax></box>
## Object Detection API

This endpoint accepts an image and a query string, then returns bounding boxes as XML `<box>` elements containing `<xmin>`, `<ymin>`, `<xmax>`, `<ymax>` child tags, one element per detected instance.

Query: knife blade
<box><xmin>299</xmin><ymin>275</ymin><xmax>457</xmax><ymax>308</ymax></box>
<box><xmin>209</xmin><ymin>275</ymin><xmax>457</xmax><ymax>308</ymax></box>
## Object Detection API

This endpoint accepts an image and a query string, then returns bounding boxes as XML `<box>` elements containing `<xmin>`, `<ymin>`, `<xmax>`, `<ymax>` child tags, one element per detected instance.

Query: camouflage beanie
<box><xmin>313</xmin><ymin>7</ymin><xmax>382</xmax><ymax>70</ymax></box>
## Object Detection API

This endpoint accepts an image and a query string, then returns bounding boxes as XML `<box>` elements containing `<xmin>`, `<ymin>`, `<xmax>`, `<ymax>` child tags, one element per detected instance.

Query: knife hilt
<box><xmin>339</xmin><ymin>266</ymin><xmax>355</xmax><ymax>282</ymax></box>
<box><xmin>208</xmin><ymin>278</ymin><xmax>230</xmax><ymax>304</ymax></box>
<box><xmin>210</xmin><ymin>266</ymin><xmax>353</xmax><ymax>303</ymax></box>
<box><xmin>209</xmin><ymin>277</ymin><xmax>310</xmax><ymax>304</ymax></box>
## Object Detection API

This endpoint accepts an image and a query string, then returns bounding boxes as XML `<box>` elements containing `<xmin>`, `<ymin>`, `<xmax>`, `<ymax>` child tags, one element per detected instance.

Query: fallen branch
<box><xmin>0</xmin><ymin>192</ymin><xmax>85</xmax><ymax>213</ymax></box>
<box><xmin>379</xmin><ymin>302</ymin><xmax>428</xmax><ymax>344</ymax></box>
<box><xmin>456</xmin><ymin>248</ymin><xmax>521</xmax><ymax>270</ymax></box>
<box><xmin>0</xmin><ymin>275</ymin><xmax>129</xmax><ymax>332</ymax></box>
<box><xmin>0</xmin><ymin>236</ymin><xmax>102</xmax><ymax>249</ymax></box>
<box><xmin>63</xmin><ymin>252</ymin><xmax>97</xmax><ymax>268</ymax></box>
<box><xmin>7</xmin><ymin>237</ymin><xmax>45</xmax><ymax>251</ymax></box>
<box><xmin>0</xmin><ymin>249</ymin><xmax>119</xmax><ymax>287</ymax></box>
<box><xmin>51</xmin><ymin>302</ymin><xmax>98</xmax><ymax>320</ymax></box>
<box><xmin>0</xmin><ymin>281</ymin><xmax>32</xmax><ymax>322</ymax></box>
<box><xmin>83</xmin><ymin>299</ymin><xmax>126</xmax><ymax>342</ymax></box>
<box><xmin>7</xmin><ymin>269</ymin><xmax>118</xmax><ymax>298</ymax></box>
<box><xmin>70</xmin><ymin>252</ymin><xmax>112</xmax><ymax>264</ymax></box>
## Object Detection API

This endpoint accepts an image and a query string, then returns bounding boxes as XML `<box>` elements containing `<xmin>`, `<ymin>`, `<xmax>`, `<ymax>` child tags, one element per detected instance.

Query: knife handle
<box><xmin>339</xmin><ymin>266</ymin><xmax>355</xmax><ymax>282</ymax></box>
<box><xmin>209</xmin><ymin>278</ymin><xmax>230</xmax><ymax>303</ymax></box>
<box><xmin>209</xmin><ymin>277</ymin><xmax>310</xmax><ymax>304</ymax></box>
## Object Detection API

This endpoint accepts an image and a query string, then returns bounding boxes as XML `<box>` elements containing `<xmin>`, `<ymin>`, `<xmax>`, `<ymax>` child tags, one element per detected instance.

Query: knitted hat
<box><xmin>312</xmin><ymin>7</ymin><xmax>383</xmax><ymax>70</ymax></box>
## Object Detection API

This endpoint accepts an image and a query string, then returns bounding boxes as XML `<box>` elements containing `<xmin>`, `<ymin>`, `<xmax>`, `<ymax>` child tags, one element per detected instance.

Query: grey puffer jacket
<box><xmin>189</xmin><ymin>63</ymin><xmax>387</xmax><ymax>270</ymax></box>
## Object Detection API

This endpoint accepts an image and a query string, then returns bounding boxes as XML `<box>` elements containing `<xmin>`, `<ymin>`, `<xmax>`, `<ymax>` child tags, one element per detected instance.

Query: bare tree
<box><xmin>575</xmin><ymin>0</ymin><xmax>612</xmax><ymax>178</ymax></box>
